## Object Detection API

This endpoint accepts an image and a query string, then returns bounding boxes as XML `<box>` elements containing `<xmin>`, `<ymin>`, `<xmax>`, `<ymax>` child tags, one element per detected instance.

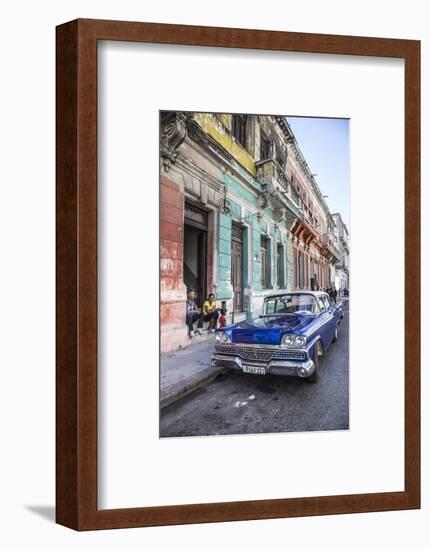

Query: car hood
<box><xmin>228</xmin><ymin>315</ymin><xmax>316</xmax><ymax>345</ymax></box>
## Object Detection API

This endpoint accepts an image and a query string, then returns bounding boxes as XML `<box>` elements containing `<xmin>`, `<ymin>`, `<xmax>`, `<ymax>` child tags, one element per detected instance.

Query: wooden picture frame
<box><xmin>56</xmin><ymin>18</ymin><xmax>420</xmax><ymax>530</ymax></box>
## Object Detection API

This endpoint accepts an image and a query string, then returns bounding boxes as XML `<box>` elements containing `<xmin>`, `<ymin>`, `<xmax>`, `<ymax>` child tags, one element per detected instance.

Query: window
<box><xmin>317</xmin><ymin>296</ymin><xmax>326</xmax><ymax>311</ymax></box>
<box><xmin>260</xmin><ymin>132</ymin><xmax>271</xmax><ymax>160</ymax></box>
<box><xmin>214</xmin><ymin>113</ymin><xmax>228</xmax><ymax>128</ymax></box>
<box><xmin>277</xmin><ymin>244</ymin><xmax>284</xmax><ymax>288</ymax></box>
<box><xmin>263</xmin><ymin>294</ymin><xmax>320</xmax><ymax>315</ymax></box>
<box><xmin>261</xmin><ymin>236</ymin><xmax>269</xmax><ymax>288</ymax></box>
<box><xmin>265</xmin><ymin>300</ymin><xmax>275</xmax><ymax>314</ymax></box>
<box><xmin>232</xmin><ymin>114</ymin><xmax>247</xmax><ymax>148</ymax></box>
<box><xmin>298</xmin><ymin>251</ymin><xmax>304</xmax><ymax>289</ymax></box>
<box><xmin>275</xmin><ymin>147</ymin><xmax>284</xmax><ymax>168</ymax></box>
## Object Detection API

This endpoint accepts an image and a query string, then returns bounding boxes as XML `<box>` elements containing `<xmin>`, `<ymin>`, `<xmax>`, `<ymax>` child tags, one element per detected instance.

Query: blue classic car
<box><xmin>211</xmin><ymin>291</ymin><xmax>343</xmax><ymax>383</ymax></box>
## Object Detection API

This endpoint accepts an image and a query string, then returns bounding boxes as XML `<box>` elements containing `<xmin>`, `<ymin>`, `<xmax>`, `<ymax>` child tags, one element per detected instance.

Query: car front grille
<box><xmin>215</xmin><ymin>345</ymin><xmax>307</xmax><ymax>362</ymax></box>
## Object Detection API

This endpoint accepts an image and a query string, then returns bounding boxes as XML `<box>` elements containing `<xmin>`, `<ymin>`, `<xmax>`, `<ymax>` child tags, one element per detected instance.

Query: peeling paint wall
<box><xmin>195</xmin><ymin>113</ymin><xmax>256</xmax><ymax>175</ymax></box>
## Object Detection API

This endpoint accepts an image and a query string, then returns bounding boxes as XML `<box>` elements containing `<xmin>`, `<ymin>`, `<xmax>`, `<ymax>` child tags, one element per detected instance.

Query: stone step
<box><xmin>185</xmin><ymin>311</ymin><xmax>248</xmax><ymax>347</ymax></box>
<box><xmin>187</xmin><ymin>328</ymin><xmax>215</xmax><ymax>346</ymax></box>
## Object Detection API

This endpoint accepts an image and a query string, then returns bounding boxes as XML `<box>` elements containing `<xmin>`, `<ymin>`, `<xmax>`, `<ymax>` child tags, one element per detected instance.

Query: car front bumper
<box><xmin>211</xmin><ymin>354</ymin><xmax>315</xmax><ymax>378</ymax></box>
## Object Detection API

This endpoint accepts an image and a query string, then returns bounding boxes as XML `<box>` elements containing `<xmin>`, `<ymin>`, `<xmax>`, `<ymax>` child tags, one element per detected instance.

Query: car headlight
<box><xmin>215</xmin><ymin>332</ymin><xmax>231</xmax><ymax>343</ymax></box>
<box><xmin>294</xmin><ymin>335</ymin><xmax>307</xmax><ymax>347</ymax></box>
<box><xmin>281</xmin><ymin>334</ymin><xmax>306</xmax><ymax>347</ymax></box>
<box><xmin>281</xmin><ymin>334</ymin><xmax>294</xmax><ymax>347</ymax></box>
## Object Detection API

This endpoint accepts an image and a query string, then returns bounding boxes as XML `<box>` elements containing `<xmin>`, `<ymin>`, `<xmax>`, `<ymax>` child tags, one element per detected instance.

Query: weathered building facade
<box><xmin>160</xmin><ymin>112</ymin><xmax>342</xmax><ymax>352</ymax></box>
<box><xmin>332</xmin><ymin>212</ymin><xmax>350</xmax><ymax>292</ymax></box>
<box><xmin>285</xmin><ymin>130</ymin><xmax>339</xmax><ymax>291</ymax></box>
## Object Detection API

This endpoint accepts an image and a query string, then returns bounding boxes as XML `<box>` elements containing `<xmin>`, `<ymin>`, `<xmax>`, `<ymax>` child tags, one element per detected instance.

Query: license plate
<box><xmin>242</xmin><ymin>365</ymin><xmax>266</xmax><ymax>375</ymax></box>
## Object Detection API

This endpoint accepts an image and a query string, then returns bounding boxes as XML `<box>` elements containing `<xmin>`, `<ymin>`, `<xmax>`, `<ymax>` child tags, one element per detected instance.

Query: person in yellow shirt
<box><xmin>202</xmin><ymin>293</ymin><xmax>219</xmax><ymax>333</ymax></box>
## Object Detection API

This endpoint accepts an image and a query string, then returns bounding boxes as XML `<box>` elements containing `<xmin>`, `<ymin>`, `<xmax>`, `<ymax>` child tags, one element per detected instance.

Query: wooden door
<box><xmin>231</xmin><ymin>224</ymin><xmax>244</xmax><ymax>313</ymax></box>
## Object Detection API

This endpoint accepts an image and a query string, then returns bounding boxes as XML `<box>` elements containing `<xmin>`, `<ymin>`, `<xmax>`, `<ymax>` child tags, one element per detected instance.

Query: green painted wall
<box><xmin>217</xmin><ymin>211</ymin><xmax>233</xmax><ymax>300</ymax></box>
<box><xmin>220</xmin><ymin>171</ymin><xmax>258</xmax><ymax>206</ymax></box>
<box><xmin>216</xmin><ymin>171</ymin><xmax>293</xmax><ymax>303</ymax></box>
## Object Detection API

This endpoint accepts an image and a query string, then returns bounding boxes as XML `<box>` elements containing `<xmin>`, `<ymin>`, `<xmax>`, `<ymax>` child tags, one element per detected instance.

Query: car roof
<box><xmin>264</xmin><ymin>290</ymin><xmax>329</xmax><ymax>299</ymax></box>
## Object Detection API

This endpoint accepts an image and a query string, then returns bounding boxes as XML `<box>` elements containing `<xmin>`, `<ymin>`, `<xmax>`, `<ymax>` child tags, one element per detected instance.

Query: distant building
<box><xmin>332</xmin><ymin>212</ymin><xmax>350</xmax><ymax>292</ymax></box>
<box><xmin>286</xmin><ymin>129</ymin><xmax>339</xmax><ymax>291</ymax></box>
<box><xmin>160</xmin><ymin>112</ymin><xmax>344</xmax><ymax>352</ymax></box>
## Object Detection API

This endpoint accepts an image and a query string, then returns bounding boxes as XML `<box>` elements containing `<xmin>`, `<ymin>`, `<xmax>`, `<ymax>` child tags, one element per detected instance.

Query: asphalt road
<box><xmin>160</xmin><ymin>304</ymin><xmax>349</xmax><ymax>437</ymax></box>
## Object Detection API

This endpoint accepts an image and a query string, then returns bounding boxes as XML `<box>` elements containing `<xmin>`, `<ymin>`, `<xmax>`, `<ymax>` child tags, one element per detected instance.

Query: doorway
<box><xmin>183</xmin><ymin>202</ymin><xmax>208</xmax><ymax>307</ymax></box>
<box><xmin>231</xmin><ymin>223</ymin><xmax>244</xmax><ymax>313</ymax></box>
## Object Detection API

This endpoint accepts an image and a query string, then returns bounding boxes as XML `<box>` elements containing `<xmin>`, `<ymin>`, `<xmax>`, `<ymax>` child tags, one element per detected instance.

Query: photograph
<box><xmin>0</xmin><ymin>0</ymin><xmax>423</xmax><ymax>540</ymax></box>
<box><xmin>159</xmin><ymin>111</ymin><xmax>350</xmax><ymax>437</ymax></box>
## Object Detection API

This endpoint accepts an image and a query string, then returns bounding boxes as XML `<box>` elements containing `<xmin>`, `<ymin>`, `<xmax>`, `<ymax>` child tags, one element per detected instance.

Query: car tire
<box><xmin>307</xmin><ymin>344</ymin><xmax>320</xmax><ymax>383</ymax></box>
<box><xmin>332</xmin><ymin>326</ymin><xmax>338</xmax><ymax>343</ymax></box>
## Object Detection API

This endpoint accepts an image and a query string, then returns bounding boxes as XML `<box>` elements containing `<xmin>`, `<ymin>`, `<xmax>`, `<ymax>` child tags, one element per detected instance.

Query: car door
<box><xmin>317</xmin><ymin>295</ymin><xmax>334</xmax><ymax>350</ymax></box>
<box><xmin>323</xmin><ymin>294</ymin><xmax>337</xmax><ymax>347</ymax></box>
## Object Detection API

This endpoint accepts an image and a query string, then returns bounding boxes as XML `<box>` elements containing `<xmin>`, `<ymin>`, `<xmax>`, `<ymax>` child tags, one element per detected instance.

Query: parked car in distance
<box><xmin>211</xmin><ymin>291</ymin><xmax>343</xmax><ymax>383</ymax></box>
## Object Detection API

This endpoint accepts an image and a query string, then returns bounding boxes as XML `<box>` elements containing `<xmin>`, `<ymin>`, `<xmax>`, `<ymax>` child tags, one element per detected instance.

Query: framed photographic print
<box><xmin>56</xmin><ymin>19</ymin><xmax>420</xmax><ymax>530</ymax></box>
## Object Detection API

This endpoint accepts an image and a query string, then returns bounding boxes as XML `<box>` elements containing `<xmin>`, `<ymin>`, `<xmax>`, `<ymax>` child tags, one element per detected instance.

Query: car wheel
<box><xmin>332</xmin><ymin>326</ymin><xmax>338</xmax><ymax>343</ymax></box>
<box><xmin>307</xmin><ymin>344</ymin><xmax>320</xmax><ymax>383</ymax></box>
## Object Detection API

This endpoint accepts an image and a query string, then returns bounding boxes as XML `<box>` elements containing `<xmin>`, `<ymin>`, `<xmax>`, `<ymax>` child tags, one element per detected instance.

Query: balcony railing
<box><xmin>321</xmin><ymin>233</ymin><xmax>340</xmax><ymax>262</ymax></box>
<box><xmin>321</xmin><ymin>234</ymin><xmax>336</xmax><ymax>248</ymax></box>
<box><xmin>256</xmin><ymin>158</ymin><xmax>287</xmax><ymax>189</ymax></box>
<box><xmin>255</xmin><ymin>158</ymin><xmax>300</xmax><ymax>207</ymax></box>
<box><xmin>289</xmin><ymin>183</ymin><xmax>300</xmax><ymax>204</ymax></box>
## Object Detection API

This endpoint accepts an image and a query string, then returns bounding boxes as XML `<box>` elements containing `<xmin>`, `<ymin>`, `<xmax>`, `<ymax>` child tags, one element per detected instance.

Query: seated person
<box><xmin>202</xmin><ymin>293</ymin><xmax>219</xmax><ymax>333</ymax></box>
<box><xmin>185</xmin><ymin>289</ymin><xmax>203</xmax><ymax>337</ymax></box>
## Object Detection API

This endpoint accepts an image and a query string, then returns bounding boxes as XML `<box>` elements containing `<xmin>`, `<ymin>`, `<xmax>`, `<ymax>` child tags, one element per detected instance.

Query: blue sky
<box><xmin>286</xmin><ymin>116</ymin><xmax>350</xmax><ymax>230</ymax></box>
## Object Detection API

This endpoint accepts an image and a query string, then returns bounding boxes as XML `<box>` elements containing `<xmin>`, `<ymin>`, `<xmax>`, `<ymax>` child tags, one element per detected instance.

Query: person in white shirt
<box><xmin>185</xmin><ymin>289</ymin><xmax>203</xmax><ymax>337</ymax></box>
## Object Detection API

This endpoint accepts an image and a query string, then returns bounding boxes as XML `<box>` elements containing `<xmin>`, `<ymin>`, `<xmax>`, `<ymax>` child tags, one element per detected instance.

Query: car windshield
<box><xmin>262</xmin><ymin>294</ymin><xmax>320</xmax><ymax>316</ymax></box>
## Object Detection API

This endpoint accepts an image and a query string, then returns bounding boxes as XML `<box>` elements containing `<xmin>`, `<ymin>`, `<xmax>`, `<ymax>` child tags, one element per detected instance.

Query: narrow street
<box><xmin>160</xmin><ymin>303</ymin><xmax>349</xmax><ymax>437</ymax></box>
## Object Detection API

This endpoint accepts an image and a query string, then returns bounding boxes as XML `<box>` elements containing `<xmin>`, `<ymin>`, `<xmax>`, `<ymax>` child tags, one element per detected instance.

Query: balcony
<box><xmin>302</xmin><ymin>207</ymin><xmax>319</xmax><ymax>230</ymax></box>
<box><xmin>321</xmin><ymin>234</ymin><xmax>336</xmax><ymax>249</ymax></box>
<box><xmin>290</xmin><ymin>213</ymin><xmax>320</xmax><ymax>245</ymax></box>
<box><xmin>256</xmin><ymin>157</ymin><xmax>288</xmax><ymax>189</ymax></box>
<box><xmin>255</xmin><ymin>158</ymin><xmax>301</xmax><ymax>214</ymax></box>
<box><xmin>320</xmin><ymin>234</ymin><xmax>340</xmax><ymax>263</ymax></box>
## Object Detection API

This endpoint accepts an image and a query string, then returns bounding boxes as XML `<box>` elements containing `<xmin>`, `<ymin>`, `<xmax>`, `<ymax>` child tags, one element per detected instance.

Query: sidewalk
<box><xmin>160</xmin><ymin>337</ymin><xmax>228</xmax><ymax>408</ymax></box>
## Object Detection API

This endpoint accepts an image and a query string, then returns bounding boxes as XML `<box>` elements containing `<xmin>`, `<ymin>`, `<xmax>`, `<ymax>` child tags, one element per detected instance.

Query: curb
<box><xmin>160</xmin><ymin>366</ymin><xmax>229</xmax><ymax>409</ymax></box>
